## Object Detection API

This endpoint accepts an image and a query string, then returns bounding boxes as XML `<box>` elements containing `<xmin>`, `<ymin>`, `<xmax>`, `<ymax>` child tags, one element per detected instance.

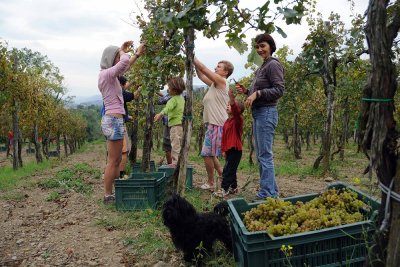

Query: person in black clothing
<box><xmin>157</xmin><ymin>91</ymin><xmax>173</xmax><ymax>164</ymax></box>
<box><xmin>118</xmin><ymin>76</ymin><xmax>140</xmax><ymax>178</ymax></box>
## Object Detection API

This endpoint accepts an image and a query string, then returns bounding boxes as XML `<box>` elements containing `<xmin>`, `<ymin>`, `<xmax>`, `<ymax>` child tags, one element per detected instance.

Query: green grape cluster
<box><xmin>243</xmin><ymin>188</ymin><xmax>368</xmax><ymax>237</ymax></box>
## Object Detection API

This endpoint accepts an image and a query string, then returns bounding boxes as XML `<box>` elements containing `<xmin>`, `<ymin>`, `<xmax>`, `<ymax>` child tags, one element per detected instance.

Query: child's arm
<box><xmin>154</xmin><ymin>113</ymin><xmax>163</xmax><ymax>122</ymax></box>
<box><xmin>229</xmin><ymin>89</ymin><xmax>243</xmax><ymax>127</ymax></box>
<box><xmin>228</xmin><ymin>87</ymin><xmax>236</xmax><ymax>105</ymax></box>
<box><xmin>154</xmin><ymin>97</ymin><xmax>176</xmax><ymax>122</ymax></box>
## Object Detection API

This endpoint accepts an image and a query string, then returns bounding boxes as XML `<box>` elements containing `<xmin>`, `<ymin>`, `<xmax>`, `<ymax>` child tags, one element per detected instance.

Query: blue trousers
<box><xmin>252</xmin><ymin>106</ymin><xmax>278</xmax><ymax>198</ymax></box>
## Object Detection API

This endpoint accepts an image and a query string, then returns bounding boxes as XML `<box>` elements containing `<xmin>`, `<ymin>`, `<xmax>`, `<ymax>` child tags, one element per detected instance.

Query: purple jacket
<box><xmin>249</xmin><ymin>57</ymin><xmax>284</xmax><ymax>108</ymax></box>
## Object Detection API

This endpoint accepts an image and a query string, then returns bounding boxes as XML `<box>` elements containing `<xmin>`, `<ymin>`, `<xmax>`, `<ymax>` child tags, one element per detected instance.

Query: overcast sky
<box><xmin>0</xmin><ymin>0</ymin><xmax>368</xmax><ymax>100</ymax></box>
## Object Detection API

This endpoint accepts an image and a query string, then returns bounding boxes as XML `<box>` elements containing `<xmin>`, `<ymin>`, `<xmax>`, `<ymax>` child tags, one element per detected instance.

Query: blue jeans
<box><xmin>252</xmin><ymin>106</ymin><xmax>278</xmax><ymax>198</ymax></box>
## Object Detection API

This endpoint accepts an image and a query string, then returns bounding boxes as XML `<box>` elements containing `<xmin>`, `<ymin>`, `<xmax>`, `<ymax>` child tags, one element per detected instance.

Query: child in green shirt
<box><xmin>154</xmin><ymin>77</ymin><xmax>186</xmax><ymax>167</ymax></box>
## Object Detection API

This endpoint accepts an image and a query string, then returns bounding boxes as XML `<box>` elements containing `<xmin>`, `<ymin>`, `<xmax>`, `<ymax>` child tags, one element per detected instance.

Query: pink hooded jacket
<box><xmin>98</xmin><ymin>45</ymin><xmax>130</xmax><ymax>115</ymax></box>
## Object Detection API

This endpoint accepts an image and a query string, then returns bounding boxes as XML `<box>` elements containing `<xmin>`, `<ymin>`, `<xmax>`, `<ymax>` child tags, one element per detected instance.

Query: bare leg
<box><xmin>119</xmin><ymin>152</ymin><xmax>128</xmax><ymax>173</ymax></box>
<box><xmin>204</xmin><ymin>156</ymin><xmax>216</xmax><ymax>185</ymax></box>
<box><xmin>212</xmin><ymin>156</ymin><xmax>222</xmax><ymax>177</ymax></box>
<box><xmin>104</xmin><ymin>140</ymin><xmax>123</xmax><ymax>195</ymax></box>
<box><xmin>165</xmin><ymin>151</ymin><xmax>172</xmax><ymax>164</ymax></box>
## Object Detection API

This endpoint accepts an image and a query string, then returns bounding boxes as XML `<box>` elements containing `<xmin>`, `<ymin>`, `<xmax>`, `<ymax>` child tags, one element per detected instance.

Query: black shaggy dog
<box><xmin>162</xmin><ymin>194</ymin><xmax>232</xmax><ymax>265</ymax></box>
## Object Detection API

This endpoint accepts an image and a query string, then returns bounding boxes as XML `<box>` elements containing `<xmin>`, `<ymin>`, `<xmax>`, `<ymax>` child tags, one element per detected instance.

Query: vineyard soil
<box><xmin>0</xmin><ymin>139</ymin><xmax>371</xmax><ymax>266</ymax></box>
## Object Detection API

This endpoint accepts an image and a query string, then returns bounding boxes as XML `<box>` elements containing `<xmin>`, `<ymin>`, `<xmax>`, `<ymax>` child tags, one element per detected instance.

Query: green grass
<box><xmin>0</xmin><ymin>160</ymin><xmax>51</xmax><ymax>191</ymax></box>
<box><xmin>95</xmin><ymin>189</ymin><xmax>234</xmax><ymax>264</ymax></box>
<box><xmin>46</xmin><ymin>191</ymin><xmax>61</xmax><ymax>202</ymax></box>
<box><xmin>275</xmin><ymin>160</ymin><xmax>323</xmax><ymax>177</ymax></box>
<box><xmin>38</xmin><ymin>163</ymin><xmax>100</xmax><ymax>196</ymax></box>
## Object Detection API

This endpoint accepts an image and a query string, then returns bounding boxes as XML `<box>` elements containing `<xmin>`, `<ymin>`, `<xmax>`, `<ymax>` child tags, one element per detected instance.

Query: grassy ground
<box><xmin>0</xmin><ymin>136</ymin><xmax>379</xmax><ymax>266</ymax></box>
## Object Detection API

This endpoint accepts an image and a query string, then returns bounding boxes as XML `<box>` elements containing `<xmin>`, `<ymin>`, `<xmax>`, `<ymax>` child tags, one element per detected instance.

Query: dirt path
<box><xmin>0</xmin><ymin>144</ymin><xmax>130</xmax><ymax>267</ymax></box>
<box><xmin>0</xmin><ymin>143</ymin><xmax>330</xmax><ymax>267</ymax></box>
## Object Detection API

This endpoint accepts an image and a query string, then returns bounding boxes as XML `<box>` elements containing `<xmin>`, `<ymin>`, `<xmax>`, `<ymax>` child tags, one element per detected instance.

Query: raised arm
<box><xmin>194</xmin><ymin>56</ymin><xmax>226</xmax><ymax>89</ymax></box>
<box><xmin>127</xmin><ymin>42</ymin><xmax>146</xmax><ymax>68</ymax></box>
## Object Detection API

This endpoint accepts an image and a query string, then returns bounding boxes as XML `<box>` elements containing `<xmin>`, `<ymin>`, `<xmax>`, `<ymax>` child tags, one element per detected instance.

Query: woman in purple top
<box><xmin>236</xmin><ymin>33</ymin><xmax>285</xmax><ymax>200</ymax></box>
<box><xmin>98</xmin><ymin>40</ymin><xmax>145</xmax><ymax>204</ymax></box>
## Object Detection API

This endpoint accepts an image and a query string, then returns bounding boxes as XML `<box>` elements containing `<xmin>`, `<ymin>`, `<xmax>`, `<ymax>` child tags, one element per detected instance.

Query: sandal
<box><xmin>200</xmin><ymin>183</ymin><xmax>213</xmax><ymax>190</ymax></box>
<box><xmin>229</xmin><ymin>187</ymin><xmax>239</xmax><ymax>194</ymax></box>
<box><xmin>213</xmin><ymin>189</ymin><xmax>229</xmax><ymax>198</ymax></box>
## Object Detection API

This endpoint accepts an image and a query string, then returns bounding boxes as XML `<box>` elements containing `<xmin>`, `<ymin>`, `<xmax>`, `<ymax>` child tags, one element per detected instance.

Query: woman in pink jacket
<box><xmin>98</xmin><ymin>40</ymin><xmax>145</xmax><ymax>204</ymax></box>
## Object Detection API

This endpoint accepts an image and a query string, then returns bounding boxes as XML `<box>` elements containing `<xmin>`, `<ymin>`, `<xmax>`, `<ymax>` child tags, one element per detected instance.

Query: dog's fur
<box><xmin>162</xmin><ymin>195</ymin><xmax>232</xmax><ymax>265</ymax></box>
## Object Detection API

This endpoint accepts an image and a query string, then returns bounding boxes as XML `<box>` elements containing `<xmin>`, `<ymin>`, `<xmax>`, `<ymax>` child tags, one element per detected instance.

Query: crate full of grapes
<box><xmin>227</xmin><ymin>182</ymin><xmax>380</xmax><ymax>267</ymax></box>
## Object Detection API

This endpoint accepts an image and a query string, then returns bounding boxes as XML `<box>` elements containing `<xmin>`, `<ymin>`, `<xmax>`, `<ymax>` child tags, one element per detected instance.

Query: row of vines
<box><xmin>1</xmin><ymin>0</ymin><xmax>399</xmax><ymax>265</ymax></box>
<box><xmin>0</xmin><ymin>42</ymin><xmax>87</xmax><ymax>169</ymax></box>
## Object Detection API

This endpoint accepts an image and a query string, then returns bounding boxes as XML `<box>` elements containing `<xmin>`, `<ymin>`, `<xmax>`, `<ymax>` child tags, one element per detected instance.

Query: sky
<box><xmin>0</xmin><ymin>0</ymin><xmax>369</xmax><ymax>101</ymax></box>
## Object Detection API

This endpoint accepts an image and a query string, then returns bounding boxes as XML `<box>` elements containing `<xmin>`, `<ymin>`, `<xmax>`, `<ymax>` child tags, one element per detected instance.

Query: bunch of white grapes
<box><xmin>243</xmin><ymin>188</ymin><xmax>367</xmax><ymax>236</ymax></box>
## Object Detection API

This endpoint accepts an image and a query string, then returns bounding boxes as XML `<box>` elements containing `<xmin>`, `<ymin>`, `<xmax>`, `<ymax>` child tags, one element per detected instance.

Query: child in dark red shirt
<box><xmin>213</xmin><ymin>88</ymin><xmax>244</xmax><ymax>198</ymax></box>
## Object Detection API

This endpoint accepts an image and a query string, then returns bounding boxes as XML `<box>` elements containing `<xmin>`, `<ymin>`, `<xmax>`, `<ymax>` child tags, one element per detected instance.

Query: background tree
<box><xmin>148</xmin><ymin>0</ymin><xmax>311</xmax><ymax>194</ymax></box>
<box><xmin>301</xmin><ymin>12</ymin><xmax>366</xmax><ymax>174</ymax></box>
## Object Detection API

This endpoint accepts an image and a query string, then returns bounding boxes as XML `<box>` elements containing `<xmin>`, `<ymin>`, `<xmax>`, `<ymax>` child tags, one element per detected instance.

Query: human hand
<box><xmin>121</xmin><ymin>40</ymin><xmax>134</xmax><ymax>53</ymax></box>
<box><xmin>235</xmin><ymin>82</ymin><xmax>247</xmax><ymax>94</ymax></box>
<box><xmin>245</xmin><ymin>92</ymin><xmax>257</xmax><ymax>107</ymax></box>
<box><xmin>127</xmin><ymin>115</ymin><xmax>133</xmax><ymax>122</ymax></box>
<box><xmin>154</xmin><ymin>113</ymin><xmax>162</xmax><ymax>122</ymax></box>
<box><xmin>222</xmin><ymin>152</ymin><xmax>226</xmax><ymax>158</ymax></box>
<box><xmin>136</xmin><ymin>42</ymin><xmax>146</xmax><ymax>56</ymax></box>
<box><xmin>134</xmin><ymin>90</ymin><xmax>141</xmax><ymax>99</ymax></box>
<box><xmin>228</xmin><ymin>87</ymin><xmax>236</xmax><ymax>99</ymax></box>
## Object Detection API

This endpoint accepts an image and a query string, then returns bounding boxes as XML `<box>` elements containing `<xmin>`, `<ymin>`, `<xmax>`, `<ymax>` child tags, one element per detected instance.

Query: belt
<box><xmin>107</xmin><ymin>113</ymin><xmax>123</xmax><ymax>118</ymax></box>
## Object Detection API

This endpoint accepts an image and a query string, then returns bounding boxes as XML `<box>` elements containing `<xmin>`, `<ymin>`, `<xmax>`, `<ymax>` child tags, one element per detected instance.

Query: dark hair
<box><xmin>167</xmin><ymin>77</ymin><xmax>185</xmax><ymax>95</ymax></box>
<box><xmin>236</xmin><ymin>100</ymin><xmax>245</xmax><ymax>114</ymax></box>
<box><xmin>118</xmin><ymin>76</ymin><xmax>128</xmax><ymax>86</ymax></box>
<box><xmin>255</xmin><ymin>33</ymin><xmax>276</xmax><ymax>55</ymax></box>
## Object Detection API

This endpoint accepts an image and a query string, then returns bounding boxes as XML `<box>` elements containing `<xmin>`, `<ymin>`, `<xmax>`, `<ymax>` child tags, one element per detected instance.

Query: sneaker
<box><xmin>252</xmin><ymin>195</ymin><xmax>265</xmax><ymax>202</ymax></box>
<box><xmin>200</xmin><ymin>183</ymin><xmax>214</xmax><ymax>190</ymax></box>
<box><xmin>213</xmin><ymin>189</ymin><xmax>229</xmax><ymax>198</ymax></box>
<box><xmin>103</xmin><ymin>194</ymin><xmax>115</xmax><ymax>205</ymax></box>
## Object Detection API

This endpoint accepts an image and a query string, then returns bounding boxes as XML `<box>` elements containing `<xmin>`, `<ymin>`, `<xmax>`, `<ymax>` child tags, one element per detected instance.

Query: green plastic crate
<box><xmin>158</xmin><ymin>164</ymin><xmax>193</xmax><ymax>189</ymax></box>
<box><xmin>115</xmin><ymin>172</ymin><xmax>166</xmax><ymax>211</ymax></box>
<box><xmin>131</xmin><ymin>160</ymin><xmax>156</xmax><ymax>173</ymax></box>
<box><xmin>227</xmin><ymin>182</ymin><xmax>380</xmax><ymax>267</ymax></box>
<box><xmin>129</xmin><ymin>171</ymin><xmax>163</xmax><ymax>179</ymax></box>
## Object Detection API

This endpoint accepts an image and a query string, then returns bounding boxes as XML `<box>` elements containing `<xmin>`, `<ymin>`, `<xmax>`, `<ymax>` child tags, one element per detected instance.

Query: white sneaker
<box><xmin>200</xmin><ymin>183</ymin><xmax>213</xmax><ymax>190</ymax></box>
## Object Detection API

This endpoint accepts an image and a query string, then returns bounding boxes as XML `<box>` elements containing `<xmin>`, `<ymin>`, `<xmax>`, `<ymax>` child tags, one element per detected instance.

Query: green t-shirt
<box><xmin>161</xmin><ymin>95</ymin><xmax>185</xmax><ymax>127</ymax></box>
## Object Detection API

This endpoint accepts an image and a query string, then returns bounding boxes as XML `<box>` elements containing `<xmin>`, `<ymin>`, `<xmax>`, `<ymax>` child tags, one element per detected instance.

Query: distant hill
<box><xmin>74</xmin><ymin>95</ymin><xmax>103</xmax><ymax>106</ymax></box>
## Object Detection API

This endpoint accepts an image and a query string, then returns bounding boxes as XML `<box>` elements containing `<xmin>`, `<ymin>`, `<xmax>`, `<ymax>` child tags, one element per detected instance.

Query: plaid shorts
<box><xmin>201</xmin><ymin>123</ymin><xmax>223</xmax><ymax>157</ymax></box>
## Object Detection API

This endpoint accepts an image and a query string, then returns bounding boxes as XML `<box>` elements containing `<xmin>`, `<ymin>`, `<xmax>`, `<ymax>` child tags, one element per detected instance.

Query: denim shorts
<box><xmin>101</xmin><ymin>115</ymin><xmax>124</xmax><ymax>141</ymax></box>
